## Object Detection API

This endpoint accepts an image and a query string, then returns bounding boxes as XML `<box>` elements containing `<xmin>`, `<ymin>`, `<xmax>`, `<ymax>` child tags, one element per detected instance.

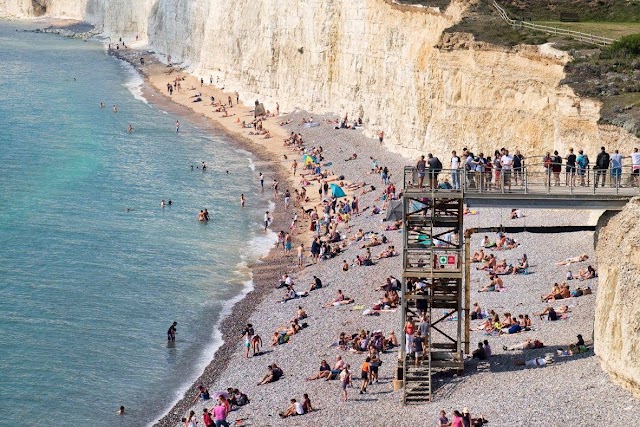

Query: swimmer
<box><xmin>99</xmin><ymin>101</ymin><xmax>105</xmax><ymax>109</ymax></box>
<box><xmin>241</xmin><ymin>194</ymin><xmax>246</xmax><ymax>207</ymax></box>
<box><xmin>113</xmin><ymin>105</ymin><xmax>117</xmax><ymax>113</ymax></box>
<box><xmin>201</xmin><ymin>162</ymin><xmax>207</xmax><ymax>170</ymax></box>
<box><xmin>128</xmin><ymin>123</ymin><xmax>134</xmax><ymax>133</ymax></box>
<box><xmin>168</xmin><ymin>200</ymin><xmax>172</xmax><ymax>206</ymax></box>
<box><xmin>117</xmin><ymin>406</ymin><xmax>125</xmax><ymax>415</ymax></box>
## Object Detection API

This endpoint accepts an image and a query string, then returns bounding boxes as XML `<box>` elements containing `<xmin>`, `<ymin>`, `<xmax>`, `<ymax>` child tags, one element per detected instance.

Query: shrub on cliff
<box><xmin>608</xmin><ymin>33</ymin><xmax>640</xmax><ymax>56</ymax></box>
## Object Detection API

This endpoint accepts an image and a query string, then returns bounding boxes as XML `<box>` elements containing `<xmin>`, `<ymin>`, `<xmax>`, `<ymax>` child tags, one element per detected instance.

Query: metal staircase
<box><xmin>399</xmin><ymin>169</ymin><xmax>466</xmax><ymax>404</ymax></box>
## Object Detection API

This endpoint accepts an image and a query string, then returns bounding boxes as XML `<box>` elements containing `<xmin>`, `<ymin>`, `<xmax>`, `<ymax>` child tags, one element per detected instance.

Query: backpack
<box><xmin>577</xmin><ymin>155</ymin><xmax>588</xmax><ymax>168</ymax></box>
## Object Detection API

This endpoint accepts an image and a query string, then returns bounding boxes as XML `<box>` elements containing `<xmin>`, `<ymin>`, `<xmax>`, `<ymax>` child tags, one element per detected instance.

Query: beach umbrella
<box><xmin>385</xmin><ymin>199</ymin><xmax>403</xmax><ymax>221</ymax></box>
<box><xmin>330</xmin><ymin>183</ymin><xmax>346</xmax><ymax>198</ymax></box>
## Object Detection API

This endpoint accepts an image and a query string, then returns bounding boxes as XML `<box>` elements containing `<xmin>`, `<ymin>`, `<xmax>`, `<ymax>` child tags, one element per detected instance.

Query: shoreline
<box><xmin>107</xmin><ymin>48</ymin><xmax>315</xmax><ymax>426</ymax></box>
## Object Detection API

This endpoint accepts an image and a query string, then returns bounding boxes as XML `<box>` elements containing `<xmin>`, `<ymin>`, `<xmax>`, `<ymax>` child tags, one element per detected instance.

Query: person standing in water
<box><xmin>167</xmin><ymin>321</ymin><xmax>177</xmax><ymax>341</ymax></box>
<box><xmin>113</xmin><ymin>105</ymin><xmax>117</xmax><ymax>113</ymax></box>
<box><xmin>176</xmin><ymin>120</ymin><xmax>180</xmax><ymax>133</ymax></box>
<box><xmin>240</xmin><ymin>194</ymin><xmax>245</xmax><ymax>207</ymax></box>
<box><xmin>264</xmin><ymin>211</ymin><xmax>271</xmax><ymax>232</ymax></box>
<box><xmin>259</xmin><ymin>172</ymin><xmax>264</xmax><ymax>190</ymax></box>
<box><xmin>128</xmin><ymin>123</ymin><xmax>134</xmax><ymax>133</ymax></box>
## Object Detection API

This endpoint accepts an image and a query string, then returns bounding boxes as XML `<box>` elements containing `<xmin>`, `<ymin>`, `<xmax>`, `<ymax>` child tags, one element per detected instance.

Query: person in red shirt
<box><xmin>404</xmin><ymin>320</ymin><xmax>415</xmax><ymax>354</ymax></box>
<box><xmin>202</xmin><ymin>408</ymin><xmax>214</xmax><ymax>427</ymax></box>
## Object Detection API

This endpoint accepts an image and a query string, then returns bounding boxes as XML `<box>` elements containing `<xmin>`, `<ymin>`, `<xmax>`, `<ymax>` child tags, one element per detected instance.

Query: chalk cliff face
<box><xmin>1</xmin><ymin>0</ymin><xmax>638</xmax><ymax>158</ymax></box>
<box><xmin>595</xmin><ymin>198</ymin><xmax>640</xmax><ymax>398</ymax></box>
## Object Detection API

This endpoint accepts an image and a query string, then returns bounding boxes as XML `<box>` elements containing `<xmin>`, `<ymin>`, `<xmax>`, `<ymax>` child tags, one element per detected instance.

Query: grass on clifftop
<box><xmin>533</xmin><ymin>21</ymin><xmax>640</xmax><ymax>39</ymax></box>
<box><xmin>501</xmin><ymin>0</ymin><xmax>640</xmax><ymax>23</ymax></box>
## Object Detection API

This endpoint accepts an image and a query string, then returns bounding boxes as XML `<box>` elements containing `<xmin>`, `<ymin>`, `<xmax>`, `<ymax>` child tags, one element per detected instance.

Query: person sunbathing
<box><xmin>544</xmin><ymin>284</ymin><xmax>571</xmax><ymax>301</ymax></box>
<box><xmin>279</xmin><ymin>398</ymin><xmax>303</xmax><ymax>418</ymax></box>
<box><xmin>323</xmin><ymin>290</ymin><xmax>354</xmax><ymax>307</ymax></box>
<box><xmin>258</xmin><ymin>363</ymin><xmax>283</xmax><ymax>385</ymax></box>
<box><xmin>535</xmin><ymin>305</ymin><xmax>570</xmax><ymax>317</ymax></box>
<box><xmin>479</xmin><ymin>274</ymin><xmax>503</xmax><ymax>292</ymax></box>
<box><xmin>385</xmin><ymin>331</ymin><xmax>398</xmax><ymax>348</ymax></box>
<box><xmin>556</xmin><ymin>253</ymin><xmax>589</xmax><ymax>265</ymax></box>
<box><xmin>492</xmin><ymin>259</ymin><xmax>509</xmax><ymax>274</ymax></box>
<box><xmin>280</xmin><ymin>285</ymin><xmax>299</xmax><ymax>303</ymax></box>
<box><xmin>306</xmin><ymin>360</ymin><xmax>332</xmax><ymax>380</ymax></box>
<box><xmin>375</xmin><ymin>245</ymin><xmax>396</xmax><ymax>259</ymax></box>
<box><xmin>471</xmin><ymin>249</ymin><xmax>485</xmax><ymax>263</ymax></box>
<box><xmin>503</xmin><ymin>338</ymin><xmax>543</xmax><ymax>351</ymax></box>
<box><xmin>513</xmin><ymin>254</ymin><xmax>529</xmax><ymax>274</ymax></box>
<box><xmin>477</xmin><ymin>254</ymin><xmax>496</xmax><ymax>271</ymax></box>
<box><xmin>384</xmin><ymin>220</ymin><xmax>402</xmax><ymax>231</ymax></box>
<box><xmin>541</xmin><ymin>283</ymin><xmax>561</xmax><ymax>301</ymax></box>
<box><xmin>577</xmin><ymin>265</ymin><xmax>597</xmax><ymax>280</ymax></box>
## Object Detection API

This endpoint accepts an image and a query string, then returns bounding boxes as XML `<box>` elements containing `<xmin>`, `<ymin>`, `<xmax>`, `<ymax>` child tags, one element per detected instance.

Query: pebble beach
<box><xmin>101</xmin><ymin>45</ymin><xmax>640</xmax><ymax>426</ymax></box>
<box><xmin>156</xmin><ymin>109</ymin><xmax>637</xmax><ymax>425</ymax></box>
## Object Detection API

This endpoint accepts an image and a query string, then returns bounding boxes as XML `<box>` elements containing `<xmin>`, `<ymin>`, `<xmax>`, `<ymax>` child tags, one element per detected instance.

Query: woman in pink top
<box><xmin>451</xmin><ymin>410</ymin><xmax>464</xmax><ymax>427</ymax></box>
<box><xmin>213</xmin><ymin>400</ymin><xmax>230</xmax><ymax>427</ymax></box>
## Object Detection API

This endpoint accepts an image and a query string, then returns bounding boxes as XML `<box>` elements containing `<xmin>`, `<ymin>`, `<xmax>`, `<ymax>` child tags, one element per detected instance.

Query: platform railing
<box><xmin>404</xmin><ymin>165</ymin><xmax>640</xmax><ymax>195</ymax></box>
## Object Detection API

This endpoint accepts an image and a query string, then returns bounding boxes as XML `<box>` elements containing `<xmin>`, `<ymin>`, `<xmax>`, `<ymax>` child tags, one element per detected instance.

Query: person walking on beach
<box><xmin>213</xmin><ymin>399</ymin><xmax>230</xmax><ymax>427</ymax></box>
<box><xmin>284</xmin><ymin>233</ymin><xmax>292</xmax><ymax>255</ymax></box>
<box><xmin>284</xmin><ymin>190</ymin><xmax>291</xmax><ymax>210</ymax></box>
<box><xmin>360</xmin><ymin>357</ymin><xmax>371</xmax><ymax>394</ymax></box>
<box><xmin>272</xmin><ymin>179</ymin><xmax>279</xmax><ymax>198</ymax></box>
<box><xmin>339</xmin><ymin>364</ymin><xmax>351</xmax><ymax>401</ymax></box>
<box><xmin>176</xmin><ymin>120</ymin><xmax>180</xmax><ymax>133</ymax></box>
<box><xmin>292</xmin><ymin>159</ymin><xmax>298</xmax><ymax>176</ymax></box>
<box><xmin>167</xmin><ymin>321</ymin><xmax>177</xmax><ymax>342</ymax></box>
<box><xmin>242</xmin><ymin>324</ymin><xmax>254</xmax><ymax>359</ymax></box>
<box><xmin>259</xmin><ymin>172</ymin><xmax>264</xmax><ymax>190</ymax></box>
<box><xmin>297</xmin><ymin>243</ymin><xmax>304</xmax><ymax>267</ymax></box>
<box><xmin>235</xmin><ymin>91</ymin><xmax>239</xmax><ymax>104</ymax></box>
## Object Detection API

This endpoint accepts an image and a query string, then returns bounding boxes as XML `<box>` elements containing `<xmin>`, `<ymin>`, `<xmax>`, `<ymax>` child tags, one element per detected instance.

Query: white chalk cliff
<box><xmin>595</xmin><ymin>198</ymin><xmax>640</xmax><ymax>398</ymax></box>
<box><xmin>2</xmin><ymin>0</ymin><xmax>639</xmax><ymax>158</ymax></box>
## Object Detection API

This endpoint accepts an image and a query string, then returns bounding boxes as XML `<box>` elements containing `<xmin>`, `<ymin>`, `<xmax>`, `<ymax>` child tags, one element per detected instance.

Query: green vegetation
<box><xmin>501</xmin><ymin>0</ymin><xmax>640</xmax><ymax>23</ymax></box>
<box><xmin>609</xmin><ymin>33</ymin><xmax>640</xmax><ymax>54</ymax></box>
<box><xmin>533</xmin><ymin>21</ymin><xmax>640</xmax><ymax>39</ymax></box>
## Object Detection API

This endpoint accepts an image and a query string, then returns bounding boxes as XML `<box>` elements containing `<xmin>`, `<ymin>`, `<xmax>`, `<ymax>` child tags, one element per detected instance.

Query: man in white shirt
<box><xmin>500</xmin><ymin>149</ymin><xmax>514</xmax><ymax>191</ymax></box>
<box><xmin>631</xmin><ymin>147</ymin><xmax>640</xmax><ymax>187</ymax></box>
<box><xmin>451</xmin><ymin>150</ymin><xmax>461</xmax><ymax>190</ymax></box>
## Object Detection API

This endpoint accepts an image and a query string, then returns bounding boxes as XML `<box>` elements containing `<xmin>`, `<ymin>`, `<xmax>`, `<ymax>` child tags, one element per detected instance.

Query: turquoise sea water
<box><xmin>0</xmin><ymin>22</ymin><xmax>274</xmax><ymax>426</ymax></box>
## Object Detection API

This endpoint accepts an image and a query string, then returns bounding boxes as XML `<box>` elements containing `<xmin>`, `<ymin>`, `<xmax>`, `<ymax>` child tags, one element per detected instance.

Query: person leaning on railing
<box><xmin>594</xmin><ymin>146</ymin><xmax>610</xmax><ymax>188</ymax></box>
